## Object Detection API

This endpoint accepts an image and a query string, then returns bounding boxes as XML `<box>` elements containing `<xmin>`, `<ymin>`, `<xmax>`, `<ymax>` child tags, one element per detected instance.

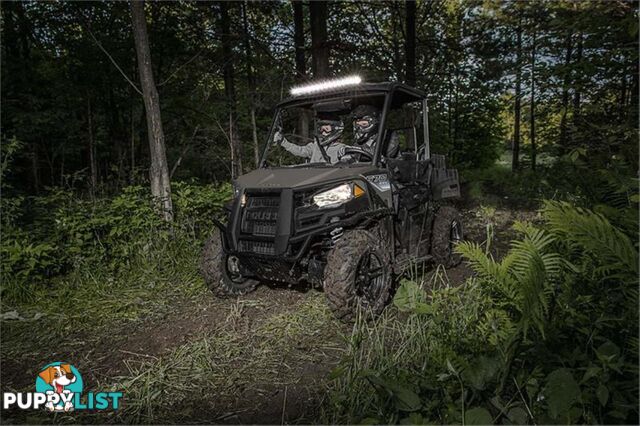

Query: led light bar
<box><xmin>290</xmin><ymin>75</ymin><xmax>362</xmax><ymax>96</ymax></box>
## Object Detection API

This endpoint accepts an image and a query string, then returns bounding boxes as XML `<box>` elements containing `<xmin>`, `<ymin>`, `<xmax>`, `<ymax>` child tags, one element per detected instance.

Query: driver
<box><xmin>274</xmin><ymin>113</ymin><xmax>347</xmax><ymax>164</ymax></box>
<box><xmin>352</xmin><ymin>104</ymin><xmax>381</xmax><ymax>155</ymax></box>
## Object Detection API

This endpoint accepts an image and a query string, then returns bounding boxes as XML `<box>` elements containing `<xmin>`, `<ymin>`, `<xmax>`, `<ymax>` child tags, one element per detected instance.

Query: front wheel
<box><xmin>324</xmin><ymin>228</ymin><xmax>393</xmax><ymax>321</ymax></box>
<box><xmin>431</xmin><ymin>205</ymin><xmax>463</xmax><ymax>268</ymax></box>
<box><xmin>200</xmin><ymin>229</ymin><xmax>259</xmax><ymax>297</ymax></box>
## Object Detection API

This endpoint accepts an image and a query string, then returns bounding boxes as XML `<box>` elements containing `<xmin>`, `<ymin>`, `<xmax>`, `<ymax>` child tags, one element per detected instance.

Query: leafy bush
<box><xmin>326</xmin><ymin>201</ymin><xmax>638</xmax><ymax>424</ymax></box>
<box><xmin>0</xmin><ymin>182</ymin><xmax>232</xmax><ymax>304</ymax></box>
<box><xmin>462</xmin><ymin>150</ymin><xmax>639</xmax><ymax>211</ymax></box>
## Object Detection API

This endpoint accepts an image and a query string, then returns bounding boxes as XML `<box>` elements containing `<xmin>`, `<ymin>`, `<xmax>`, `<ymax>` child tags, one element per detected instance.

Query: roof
<box><xmin>276</xmin><ymin>82</ymin><xmax>427</xmax><ymax>109</ymax></box>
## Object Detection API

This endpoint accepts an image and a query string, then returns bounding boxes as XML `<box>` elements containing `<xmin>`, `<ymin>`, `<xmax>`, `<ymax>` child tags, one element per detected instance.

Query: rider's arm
<box><xmin>281</xmin><ymin>139</ymin><xmax>313</xmax><ymax>158</ymax></box>
<box><xmin>325</xmin><ymin>143</ymin><xmax>347</xmax><ymax>164</ymax></box>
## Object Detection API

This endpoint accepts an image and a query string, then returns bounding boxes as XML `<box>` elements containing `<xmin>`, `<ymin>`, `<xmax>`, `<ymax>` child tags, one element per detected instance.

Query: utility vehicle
<box><xmin>201</xmin><ymin>76</ymin><xmax>463</xmax><ymax>320</ymax></box>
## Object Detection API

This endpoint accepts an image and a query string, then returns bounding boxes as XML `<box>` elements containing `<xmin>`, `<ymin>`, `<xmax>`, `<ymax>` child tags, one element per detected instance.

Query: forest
<box><xmin>1</xmin><ymin>0</ymin><xmax>638</xmax><ymax>424</ymax></box>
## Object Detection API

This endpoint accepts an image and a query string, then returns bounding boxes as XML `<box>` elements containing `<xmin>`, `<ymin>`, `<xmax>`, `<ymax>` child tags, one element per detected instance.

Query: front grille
<box><xmin>238</xmin><ymin>240</ymin><xmax>275</xmax><ymax>255</ymax></box>
<box><xmin>241</xmin><ymin>195</ymin><xmax>280</xmax><ymax>236</ymax></box>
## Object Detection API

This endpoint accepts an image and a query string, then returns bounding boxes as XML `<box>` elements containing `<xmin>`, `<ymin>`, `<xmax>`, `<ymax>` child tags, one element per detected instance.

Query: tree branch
<box><xmin>82</xmin><ymin>21</ymin><xmax>143</xmax><ymax>96</ymax></box>
<box><xmin>170</xmin><ymin>125</ymin><xmax>199</xmax><ymax>178</ymax></box>
<box><xmin>158</xmin><ymin>49</ymin><xmax>204</xmax><ymax>87</ymax></box>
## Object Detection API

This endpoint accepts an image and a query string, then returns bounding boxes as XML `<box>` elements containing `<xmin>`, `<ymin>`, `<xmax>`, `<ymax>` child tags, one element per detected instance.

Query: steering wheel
<box><xmin>340</xmin><ymin>146</ymin><xmax>374</xmax><ymax>163</ymax></box>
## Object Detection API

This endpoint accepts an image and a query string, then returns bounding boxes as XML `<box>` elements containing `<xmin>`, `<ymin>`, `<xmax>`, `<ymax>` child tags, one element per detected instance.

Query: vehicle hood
<box><xmin>235</xmin><ymin>165</ymin><xmax>378</xmax><ymax>190</ymax></box>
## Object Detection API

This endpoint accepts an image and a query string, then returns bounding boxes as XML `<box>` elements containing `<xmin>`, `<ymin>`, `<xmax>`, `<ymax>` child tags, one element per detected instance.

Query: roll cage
<box><xmin>259</xmin><ymin>82</ymin><xmax>431</xmax><ymax>168</ymax></box>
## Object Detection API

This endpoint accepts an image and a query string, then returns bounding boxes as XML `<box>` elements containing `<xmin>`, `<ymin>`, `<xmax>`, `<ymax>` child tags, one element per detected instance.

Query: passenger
<box><xmin>274</xmin><ymin>114</ymin><xmax>347</xmax><ymax>164</ymax></box>
<box><xmin>352</xmin><ymin>104</ymin><xmax>381</xmax><ymax>156</ymax></box>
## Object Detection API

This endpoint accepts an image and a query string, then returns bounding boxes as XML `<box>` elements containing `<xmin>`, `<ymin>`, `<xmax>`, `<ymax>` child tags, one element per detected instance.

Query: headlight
<box><xmin>313</xmin><ymin>183</ymin><xmax>365</xmax><ymax>208</ymax></box>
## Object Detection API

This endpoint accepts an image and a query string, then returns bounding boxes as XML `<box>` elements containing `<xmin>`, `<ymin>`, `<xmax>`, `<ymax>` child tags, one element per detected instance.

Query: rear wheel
<box><xmin>324</xmin><ymin>228</ymin><xmax>393</xmax><ymax>321</ymax></box>
<box><xmin>200</xmin><ymin>229</ymin><xmax>259</xmax><ymax>297</ymax></box>
<box><xmin>431</xmin><ymin>205</ymin><xmax>463</xmax><ymax>267</ymax></box>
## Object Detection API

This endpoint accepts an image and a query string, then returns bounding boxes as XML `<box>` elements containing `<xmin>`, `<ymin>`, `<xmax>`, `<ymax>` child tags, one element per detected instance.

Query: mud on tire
<box><xmin>324</xmin><ymin>228</ymin><xmax>394</xmax><ymax>321</ymax></box>
<box><xmin>431</xmin><ymin>205</ymin><xmax>463</xmax><ymax>268</ymax></box>
<box><xmin>200</xmin><ymin>228</ymin><xmax>259</xmax><ymax>297</ymax></box>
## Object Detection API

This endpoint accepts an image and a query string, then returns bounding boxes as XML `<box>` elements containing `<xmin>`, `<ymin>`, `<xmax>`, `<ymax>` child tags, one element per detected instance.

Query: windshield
<box><xmin>262</xmin><ymin>95</ymin><xmax>386</xmax><ymax>167</ymax></box>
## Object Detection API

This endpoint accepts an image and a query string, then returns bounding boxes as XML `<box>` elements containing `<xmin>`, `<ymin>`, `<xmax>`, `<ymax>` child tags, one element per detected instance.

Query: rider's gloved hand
<box><xmin>338</xmin><ymin>147</ymin><xmax>356</xmax><ymax>164</ymax></box>
<box><xmin>273</xmin><ymin>127</ymin><xmax>284</xmax><ymax>145</ymax></box>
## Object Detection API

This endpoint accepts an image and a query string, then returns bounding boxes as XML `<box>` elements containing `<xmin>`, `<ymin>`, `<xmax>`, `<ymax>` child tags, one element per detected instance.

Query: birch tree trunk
<box><xmin>130</xmin><ymin>0</ymin><xmax>174</xmax><ymax>221</ymax></box>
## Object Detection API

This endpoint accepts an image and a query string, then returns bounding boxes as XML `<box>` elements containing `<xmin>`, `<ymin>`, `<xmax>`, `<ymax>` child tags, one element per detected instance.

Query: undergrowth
<box><xmin>1</xmin><ymin>182</ymin><xmax>232</xmax><ymax>356</ymax></box>
<box><xmin>325</xmin><ymin>200</ymin><xmax>638</xmax><ymax>425</ymax></box>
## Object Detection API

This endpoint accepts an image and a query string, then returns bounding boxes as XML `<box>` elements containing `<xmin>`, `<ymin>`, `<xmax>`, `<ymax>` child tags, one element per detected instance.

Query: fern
<box><xmin>542</xmin><ymin>201</ymin><xmax>638</xmax><ymax>279</ymax></box>
<box><xmin>457</xmin><ymin>225</ymin><xmax>562</xmax><ymax>340</ymax></box>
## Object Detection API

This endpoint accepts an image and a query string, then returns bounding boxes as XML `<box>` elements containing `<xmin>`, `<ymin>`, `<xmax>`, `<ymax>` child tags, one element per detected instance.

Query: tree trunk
<box><xmin>130</xmin><ymin>96</ymin><xmax>136</xmax><ymax>183</ymax></box>
<box><xmin>31</xmin><ymin>144</ymin><xmax>39</xmax><ymax>193</ymax></box>
<box><xmin>241</xmin><ymin>1</ymin><xmax>260</xmax><ymax>169</ymax></box>
<box><xmin>309</xmin><ymin>1</ymin><xmax>329</xmax><ymax>78</ymax></box>
<box><xmin>573</xmin><ymin>32</ymin><xmax>583</xmax><ymax>126</ymax></box>
<box><xmin>512</xmin><ymin>20</ymin><xmax>522</xmax><ymax>172</ymax></box>
<box><xmin>293</xmin><ymin>0</ymin><xmax>309</xmax><ymax>140</ymax></box>
<box><xmin>530</xmin><ymin>28</ymin><xmax>537</xmax><ymax>171</ymax></box>
<box><xmin>87</xmin><ymin>95</ymin><xmax>98</xmax><ymax>199</ymax></box>
<box><xmin>220</xmin><ymin>1</ymin><xmax>243</xmax><ymax>178</ymax></box>
<box><xmin>130</xmin><ymin>0</ymin><xmax>173</xmax><ymax>221</ymax></box>
<box><xmin>405</xmin><ymin>0</ymin><xmax>416</xmax><ymax>86</ymax></box>
<box><xmin>293</xmin><ymin>0</ymin><xmax>306</xmax><ymax>80</ymax></box>
<box><xmin>559</xmin><ymin>30</ymin><xmax>573</xmax><ymax>152</ymax></box>
<box><xmin>630</xmin><ymin>54</ymin><xmax>639</xmax><ymax>129</ymax></box>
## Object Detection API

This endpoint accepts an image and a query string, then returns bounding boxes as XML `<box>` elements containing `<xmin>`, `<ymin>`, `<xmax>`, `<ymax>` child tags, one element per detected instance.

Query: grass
<box><xmin>0</xmin><ymin>231</ymin><xmax>205</xmax><ymax>399</ymax></box>
<box><xmin>321</xmin><ymin>268</ymin><xmax>487</xmax><ymax>425</ymax></box>
<box><xmin>103</xmin><ymin>293</ymin><xmax>343</xmax><ymax>424</ymax></box>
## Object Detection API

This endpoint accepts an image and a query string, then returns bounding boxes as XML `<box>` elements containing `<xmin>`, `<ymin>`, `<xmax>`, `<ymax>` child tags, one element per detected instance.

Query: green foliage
<box><xmin>326</xmin><ymin>201</ymin><xmax>638</xmax><ymax>425</ymax></box>
<box><xmin>544</xmin><ymin>368</ymin><xmax>581</xmax><ymax>421</ymax></box>
<box><xmin>458</xmin><ymin>222</ymin><xmax>563</xmax><ymax>339</ymax></box>
<box><xmin>0</xmin><ymin>182</ymin><xmax>231</xmax><ymax>304</ymax></box>
<box><xmin>542</xmin><ymin>200</ymin><xmax>638</xmax><ymax>278</ymax></box>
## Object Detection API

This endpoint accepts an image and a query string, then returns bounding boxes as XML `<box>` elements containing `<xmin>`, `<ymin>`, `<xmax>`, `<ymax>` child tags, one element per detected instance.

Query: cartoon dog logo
<box><xmin>35</xmin><ymin>362</ymin><xmax>83</xmax><ymax>412</ymax></box>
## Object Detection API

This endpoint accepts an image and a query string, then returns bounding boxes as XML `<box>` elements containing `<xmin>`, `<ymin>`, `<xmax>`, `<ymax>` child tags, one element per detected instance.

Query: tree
<box><xmin>404</xmin><ymin>0</ymin><xmax>416</xmax><ymax>86</ymax></box>
<box><xmin>292</xmin><ymin>0</ymin><xmax>309</xmax><ymax>140</ymax></box>
<box><xmin>309</xmin><ymin>1</ymin><xmax>329</xmax><ymax>78</ymax></box>
<box><xmin>293</xmin><ymin>0</ymin><xmax>306</xmax><ymax>81</ymax></box>
<box><xmin>130</xmin><ymin>0</ymin><xmax>173</xmax><ymax>221</ymax></box>
<box><xmin>529</xmin><ymin>25</ymin><xmax>537</xmax><ymax>171</ymax></box>
<box><xmin>86</xmin><ymin>94</ymin><xmax>98</xmax><ymax>198</ymax></box>
<box><xmin>219</xmin><ymin>1</ymin><xmax>243</xmax><ymax>178</ymax></box>
<box><xmin>572</xmin><ymin>32</ymin><xmax>583</xmax><ymax>125</ymax></box>
<box><xmin>512</xmin><ymin>16</ymin><xmax>522</xmax><ymax>172</ymax></box>
<box><xmin>559</xmin><ymin>29</ymin><xmax>573</xmax><ymax>151</ymax></box>
<box><xmin>241</xmin><ymin>1</ymin><xmax>259</xmax><ymax>168</ymax></box>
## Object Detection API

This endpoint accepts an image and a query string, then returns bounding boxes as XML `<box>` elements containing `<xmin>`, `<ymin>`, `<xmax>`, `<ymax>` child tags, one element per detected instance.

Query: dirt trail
<box><xmin>1</xmin><ymin>204</ymin><xmax>537</xmax><ymax>424</ymax></box>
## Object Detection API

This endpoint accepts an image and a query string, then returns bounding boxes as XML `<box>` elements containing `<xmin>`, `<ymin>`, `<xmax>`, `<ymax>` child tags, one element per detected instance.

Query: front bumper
<box><xmin>212</xmin><ymin>185</ymin><xmax>390</xmax><ymax>283</ymax></box>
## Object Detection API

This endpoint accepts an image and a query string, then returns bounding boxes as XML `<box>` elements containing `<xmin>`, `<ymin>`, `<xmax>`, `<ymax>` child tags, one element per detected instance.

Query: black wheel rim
<box><xmin>225</xmin><ymin>255</ymin><xmax>249</xmax><ymax>285</ymax></box>
<box><xmin>355</xmin><ymin>251</ymin><xmax>385</xmax><ymax>307</ymax></box>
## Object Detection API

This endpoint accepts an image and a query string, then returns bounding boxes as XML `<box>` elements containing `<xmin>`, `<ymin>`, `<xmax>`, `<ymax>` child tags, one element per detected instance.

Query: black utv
<box><xmin>201</xmin><ymin>78</ymin><xmax>463</xmax><ymax>320</ymax></box>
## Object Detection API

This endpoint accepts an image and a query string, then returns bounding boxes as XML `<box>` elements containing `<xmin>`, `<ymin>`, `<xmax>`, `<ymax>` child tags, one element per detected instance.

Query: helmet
<box><xmin>352</xmin><ymin>105</ymin><xmax>380</xmax><ymax>145</ymax></box>
<box><xmin>316</xmin><ymin>117</ymin><xmax>344</xmax><ymax>146</ymax></box>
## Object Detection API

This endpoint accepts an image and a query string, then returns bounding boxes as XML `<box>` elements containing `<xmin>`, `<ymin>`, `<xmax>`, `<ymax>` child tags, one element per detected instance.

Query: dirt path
<box><xmin>1</xmin><ymin>204</ymin><xmax>537</xmax><ymax>424</ymax></box>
